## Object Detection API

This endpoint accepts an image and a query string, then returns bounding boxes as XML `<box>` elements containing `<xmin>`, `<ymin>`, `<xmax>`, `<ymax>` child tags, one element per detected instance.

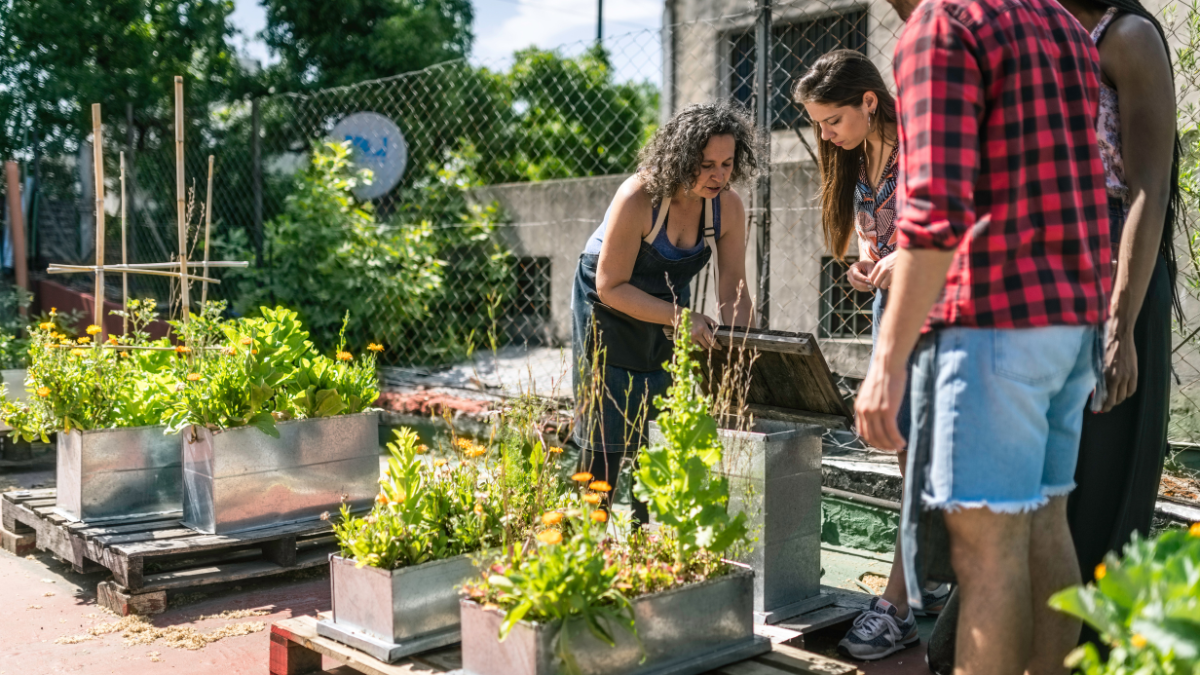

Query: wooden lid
<box><xmin>700</xmin><ymin>327</ymin><xmax>852</xmax><ymax>428</ymax></box>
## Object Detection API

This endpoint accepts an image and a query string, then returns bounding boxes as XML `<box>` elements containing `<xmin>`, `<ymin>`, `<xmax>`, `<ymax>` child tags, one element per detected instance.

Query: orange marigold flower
<box><xmin>1190</xmin><ymin>522</ymin><xmax>1200</xmax><ymax>538</ymax></box>
<box><xmin>119</xmin><ymin>351</ymin><xmax>132</xmax><ymax>358</ymax></box>
<box><xmin>86</xmin><ymin>325</ymin><xmax>102</xmax><ymax>335</ymax></box>
<box><xmin>1094</xmin><ymin>563</ymin><xmax>1107</xmax><ymax>580</ymax></box>
<box><xmin>107</xmin><ymin>336</ymin><xmax>119</xmax><ymax>345</ymax></box>
<box><xmin>474</xmin><ymin>503</ymin><xmax>484</xmax><ymax>515</ymax></box>
<box><xmin>240</xmin><ymin>337</ymin><xmax>253</xmax><ymax>346</ymax></box>
<box><xmin>537</xmin><ymin>530</ymin><xmax>563</xmax><ymax>545</ymax></box>
<box><xmin>571</xmin><ymin>472</ymin><xmax>593</xmax><ymax>483</ymax></box>
<box><xmin>416</xmin><ymin>444</ymin><xmax>430</xmax><ymax>454</ymax></box>
<box><xmin>36</xmin><ymin>387</ymin><xmax>50</xmax><ymax>398</ymax></box>
<box><xmin>186</xmin><ymin>373</ymin><xmax>202</xmax><ymax>382</ymax></box>
<box><xmin>175</xmin><ymin>345</ymin><xmax>191</xmax><ymax>354</ymax></box>
<box><xmin>434</xmin><ymin>459</ymin><xmax>447</xmax><ymax>468</ymax></box>
<box><xmin>77</xmin><ymin>336</ymin><xmax>91</xmax><ymax>344</ymax></box>
<box><xmin>1131</xmin><ymin>634</ymin><xmax>1148</xmax><ymax>649</ymax></box>
<box><xmin>542</xmin><ymin>512</ymin><xmax>563</xmax><ymax>526</ymax></box>
<box><xmin>548</xmin><ymin>446</ymin><xmax>564</xmax><ymax>454</ymax></box>
<box><xmin>583</xmin><ymin>493</ymin><xmax>602</xmax><ymax>505</ymax></box>
<box><xmin>38</xmin><ymin>322</ymin><xmax>53</xmax><ymax>331</ymax></box>
<box><xmin>588</xmin><ymin>481</ymin><xmax>612</xmax><ymax>493</ymax></box>
<box><xmin>591</xmin><ymin>510</ymin><xmax>608</xmax><ymax>523</ymax></box>
<box><xmin>368</xmin><ymin>343</ymin><xmax>384</xmax><ymax>352</ymax></box>
<box><xmin>336</xmin><ymin>351</ymin><xmax>353</xmax><ymax>361</ymax></box>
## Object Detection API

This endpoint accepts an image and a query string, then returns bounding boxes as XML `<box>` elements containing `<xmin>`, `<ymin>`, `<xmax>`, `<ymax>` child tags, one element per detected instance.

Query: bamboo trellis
<box><xmin>45</xmin><ymin>78</ymin><xmax>247</xmax><ymax>349</ymax></box>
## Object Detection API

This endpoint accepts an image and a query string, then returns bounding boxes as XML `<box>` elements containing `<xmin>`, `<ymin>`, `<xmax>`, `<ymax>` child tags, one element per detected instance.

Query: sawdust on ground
<box><xmin>54</xmin><ymin>613</ymin><xmax>266</xmax><ymax>650</ymax></box>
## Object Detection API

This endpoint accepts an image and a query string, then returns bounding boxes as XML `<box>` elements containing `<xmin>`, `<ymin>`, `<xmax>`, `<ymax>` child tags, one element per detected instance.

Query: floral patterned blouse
<box><xmin>1092</xmin><ymin>7</ymin><xmax>1128</xmax><ymax>208</ymax></box>
<box><xmin>854</xmin><ymin>142</ymin><xmax>900</xmax><ymax>261</ymax></box>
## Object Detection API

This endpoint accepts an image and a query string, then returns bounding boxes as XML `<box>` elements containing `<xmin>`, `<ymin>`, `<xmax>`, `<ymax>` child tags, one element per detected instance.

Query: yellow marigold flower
<box><xmin>36</xmin><ymin>387</ymin><xmax>50</xmax><ymax>398</ymax></box>
<box><xmin>119</xmin><ymin>351</ymin><xmax>132</xmax><ymax>358</ymax></box>
<box><xmin>368</xmin><ymin>343</ymin><xmax>384</xmax><ymax>352</ymax></box>
<box><xmin>175</xmin><ymin>345</ymin><xmax>191</xmax><ymax>354</ymax></box>
<box><xmin>434</xmin><ymin>459</ymin><xmax>447</xmax><ymax>468</ymax></box>
<box><xmin>455</xmin><ymin>437</ymin><xmax>473</xmax><ymax>450</ymax></box>
<box><xmin>70</xmin><ymin>348</ymin><xmax>86</xmax><ymax>357</ymax></box>
<box><xmin>588</xmin><ymin>481</ymin><xmax>612</xmax><ymax>493</ymax></box>
<box><xmin>1190</xmin><ymin>522</ymin><xmax>1200</xmax><ymax>538</ymax></box>
<box><xmin>59</xmin><ymin>338</ymin><xmax>71</xmax><ymax>345</ymax></box>
<box><xmin>1131</xmin><ymin>634</ymin><xmax>1148</xmax><ymax>649</ymax></box>
<box><xmin>591</xmin><ymin>510</ymin><xmax>608</xmax><ymax>523</ymax></box>
<box><xmin>416</xmin><ymin>444</ymin><xmax>429</xmax><ymax>454</ymax></box>
<box><xmin>240</xmin><ymin>337</ymin><xmax>253</xmax><ymax>346</ymax></box>
<box><xmin>548</xmin><ymin>446</ymin><xmax>563</xmax><ymax>454</ymax></box>
<box><xmin>1095</xmin><ymin>563</ymin><xmax>1107</xmax><ymax>581</ymax></box>
<box><xmin>571</xmin><ymin>472</ymin><xmax>594</xmax><ymax>483</ymax></box>
<box><xmin>86</xmin><ymin>325</ymin><xmax>102</xmax><ymax>335</ymax></box>
<box><xmin>50</xmin><ymin>307</ymin><xmax>57</xmax><ymax>314</ymax></box>
<box><xmin>186</xmin><ymin>373</ymin><xmax>203</xmax><ymax>382</ymax></box>
<box><xmin>542</xmin><ymin>512</ymin><xmax>563</xmax><ymax>526</ymax></box>
<box><xmin>537</xmin><ymin>530</ymin><xmax>563</xmax><ymax>545</ymax></box>
<box><xmin>583</xmin><ymin>493</ymin><xmax>602</xmax><ymax>505</ymax></box>
<box><xmin>336</xmin><ymin>351</ymin><xmax>353</xmax><ymax>362</ymax></box>
<box><xmin>474</xmin><ymin>503</ymin><xmax>484</xmax><ymax>515</ymax></box>
<box><xmin>38</xmin><ymin>322</ymin><xmax>53</xmax><ymax>331</ymax></box>
<box><xmin>77</xmin><ymin>336</ymin><xmax>91</xmax><ymax>344</ymax></box>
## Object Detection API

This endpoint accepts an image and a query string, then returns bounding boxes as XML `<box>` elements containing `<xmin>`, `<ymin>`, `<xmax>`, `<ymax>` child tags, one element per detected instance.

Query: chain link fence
<box><xmin>12</xmin><ymin>0</ymin><xmax>1200</xmax><ymax>451</ymax></box>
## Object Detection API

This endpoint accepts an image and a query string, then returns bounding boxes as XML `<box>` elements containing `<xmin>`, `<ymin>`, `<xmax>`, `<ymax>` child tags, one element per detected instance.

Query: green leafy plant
<box><xmin>332</xmin><ymin>427</ymin><xmax>505</xmax><ymax>569</ymax></box>
<box><xmin>0</xmin><ymin>282</ymin><xmax>33</xmax><ymax>370</ymax></box>
<box><xmin>634</xmin><ymin>309</ymin><xmax>749</xmax><ymax>565</ymax></box>
<box><xmin>464</xmin><ymin>505</ymin><xmax>635</xmax><ymax>675</ymax></box>
<box><xmin>1050</xmin><ymin>524</ymin><xmax>1200</xmax><ymax>675</ymax></box>
<box><xmin>1</xmin><ymin>306</ymin><xmax>179</xmax><ymax>441</ymax></box>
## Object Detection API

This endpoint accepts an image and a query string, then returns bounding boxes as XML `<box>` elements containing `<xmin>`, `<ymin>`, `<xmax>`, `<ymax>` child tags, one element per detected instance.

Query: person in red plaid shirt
<box><xmin>854</xmin><ymin>0</ymin><xmax>1111</xmax><ymax>672</ymax></box>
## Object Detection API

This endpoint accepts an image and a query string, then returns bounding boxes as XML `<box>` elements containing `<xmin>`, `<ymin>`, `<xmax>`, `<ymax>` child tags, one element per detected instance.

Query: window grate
<box><xmin>819</xmin><ymin>256</ymin><xmax>874</xmax><ymax>339</ymax></box>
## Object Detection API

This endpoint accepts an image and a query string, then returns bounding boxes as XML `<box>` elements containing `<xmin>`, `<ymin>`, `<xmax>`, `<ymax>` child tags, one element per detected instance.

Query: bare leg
<box><xmin>1026</xmin><ymin>496</ymin><xmax>1081</xmax><ymax>675</ymax></box>
<box><xmin>944</xmin><ymin>506</ymin><xmax>1033</xmax><ymax>675</ymax></box>
<box><xmin>880</xmin><ymin>450</ymin><xmax>910</xmax><ymax>615</ymax></box>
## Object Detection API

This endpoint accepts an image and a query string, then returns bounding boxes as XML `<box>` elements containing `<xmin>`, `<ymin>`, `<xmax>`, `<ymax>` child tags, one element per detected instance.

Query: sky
<box><xmin>229</xmin><ymin>0</ymin><xmax>664</xmax><ymax>84</ymax></box>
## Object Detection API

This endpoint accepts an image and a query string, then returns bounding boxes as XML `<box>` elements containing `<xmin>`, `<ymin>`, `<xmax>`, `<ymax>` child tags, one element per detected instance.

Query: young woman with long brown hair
<box><xmin>794</xmin><ymin>49</ymin><xmax>946</xmax><ymax>661</ymax></box>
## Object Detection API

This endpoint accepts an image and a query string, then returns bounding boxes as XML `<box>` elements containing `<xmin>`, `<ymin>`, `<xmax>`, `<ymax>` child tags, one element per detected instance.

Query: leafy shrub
<box><xmin>1050</xmin><ymin>523</ymin><xmax>1200</xmax><ymax>675</ymax></box>
<box><xmin>0</xmin><ymin>283</ymin><xmax>33</xmax><ymax>370</ymax></box>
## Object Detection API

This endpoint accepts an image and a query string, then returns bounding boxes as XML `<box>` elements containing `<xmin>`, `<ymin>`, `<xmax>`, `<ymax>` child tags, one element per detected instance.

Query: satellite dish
<box><xmin>330</xmin><ymin>112</ymin><xmax>408</xmax><ymax>200</ymax></box>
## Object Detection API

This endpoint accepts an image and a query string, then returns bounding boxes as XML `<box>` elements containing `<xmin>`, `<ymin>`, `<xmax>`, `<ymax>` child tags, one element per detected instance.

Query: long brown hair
<box><xmin>793</xmin><ymin>50</ymin><xmax>897</xmax><ymax>259</ymax></box>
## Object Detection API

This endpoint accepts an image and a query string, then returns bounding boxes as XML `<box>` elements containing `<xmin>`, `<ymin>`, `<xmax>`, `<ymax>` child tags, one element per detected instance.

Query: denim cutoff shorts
<box><xmin>907</xmin><ymin>324</ymin><xmax>1102</xmax><ymax>513</ymax></box>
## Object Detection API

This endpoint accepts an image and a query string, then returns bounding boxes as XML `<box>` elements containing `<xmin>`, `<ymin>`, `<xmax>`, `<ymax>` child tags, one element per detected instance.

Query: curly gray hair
<box><xmin>637</xmin><ymin>101</ymin><xmax>760</xmax><ymax>205</ymax></box>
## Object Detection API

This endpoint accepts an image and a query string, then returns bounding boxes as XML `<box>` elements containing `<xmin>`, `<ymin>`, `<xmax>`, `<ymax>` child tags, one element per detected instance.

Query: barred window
<box><xmin>819</xmin><ymin>257</ymin><xmax>874</xmax><ymax>339</ymax></box>
<box><xmin>729</xmin><ymin>11</ymin><xmax>869</xmax><ymax>130</ymax></box>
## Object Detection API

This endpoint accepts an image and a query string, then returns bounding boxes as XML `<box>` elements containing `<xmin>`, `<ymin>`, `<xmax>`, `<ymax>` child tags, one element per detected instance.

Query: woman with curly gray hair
<box><xmin>571</xmin><ymin>101</ymin><xmax>758</xmax><ymax>524</ymax></box>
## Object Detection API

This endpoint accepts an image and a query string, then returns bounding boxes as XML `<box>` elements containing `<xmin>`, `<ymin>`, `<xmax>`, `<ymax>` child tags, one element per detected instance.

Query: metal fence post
<box><xmin>252</xmin><ymin>97</ymin><xmax>264</xmax><ymax>267</ymax></box>
<box><xmin>755</xmin><ymin>0</ymin><xmax>772</xmax><ymax>328</ymax></box>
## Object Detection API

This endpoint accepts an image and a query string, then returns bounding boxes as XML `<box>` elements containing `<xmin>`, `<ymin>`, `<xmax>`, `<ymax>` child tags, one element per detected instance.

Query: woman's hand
<box><xmin>848</xmin><ymin>260</ymin><xmax>876</xmax><ymax>292</ymax></box>
<box><xmin>868</xmin><ymin>254</ymin><xmax>897</xmax><ymax>290</ymax></box>
<box><xmin>1101</xmin><ymin>327</ymin><xmax>1138</xmax><ymax>412</ymax></box>
<box><xmin>684</xmin><ymin>311</ymin><xmax>718</xmax><ymax>350</ymax></box>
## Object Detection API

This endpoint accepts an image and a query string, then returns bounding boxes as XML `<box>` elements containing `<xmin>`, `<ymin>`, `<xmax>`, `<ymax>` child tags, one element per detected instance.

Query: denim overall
<box><xmin>570</xmin><ymin>197</ymin><xmax>719</xmax><ymax>521</ymax></box>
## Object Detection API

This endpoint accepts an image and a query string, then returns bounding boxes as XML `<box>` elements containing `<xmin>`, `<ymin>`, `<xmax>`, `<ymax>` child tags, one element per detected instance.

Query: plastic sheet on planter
<box><xmin>182</xmin><ymin>411</ymin><xmax>380</xmax><ymax>534</ymax></box>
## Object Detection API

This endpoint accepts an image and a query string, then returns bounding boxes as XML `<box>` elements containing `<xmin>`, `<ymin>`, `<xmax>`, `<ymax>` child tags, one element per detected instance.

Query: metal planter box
<box><xmin>55</xmin><ymin>425</ymin><xmax>183</xmax><ymax>522</ymax></box>
<box><xmin>317</xmin><ymin>553</ymin><xmax>479</xmax><ymax>662</ymax></box>
<box><xmin>182</xmin><ymin>411</ymin><xmax>380</xmax><ymax>534</ymax></box>
<box><xmin>460</xmin><ymin>567</ymin><xmax>769</xmax><ymax>675</ymax></box>
<box><xmin>650</xmin><ymin>418</ymin><xmax>830</xmax><ymax>624</ymax></box>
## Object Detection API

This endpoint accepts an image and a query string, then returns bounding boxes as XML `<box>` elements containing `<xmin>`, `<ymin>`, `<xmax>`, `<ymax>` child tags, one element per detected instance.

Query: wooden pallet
<box><xmin>269</xmin><ymin>614</ymin><xmax>861</xmax><ymax>675</ymax></box>
<box><xmin>1</xmin><ymin>488</ymin><xmax>338</xmax><ymax>615</ymax></box>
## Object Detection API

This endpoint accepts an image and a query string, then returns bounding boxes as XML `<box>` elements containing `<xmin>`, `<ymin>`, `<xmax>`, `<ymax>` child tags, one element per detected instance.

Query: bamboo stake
<box><xmin>202</xmin><ymin>154</ymin><xmax>214</xmax><ymax>305</ymax></box>
<box><xmin>175</xmin><ymin>76</ymin><xmax>190</xmax><ymax>323</ymax></box>
<box><xmin>120</xmin><ymin>151</ymin><xmax>128</xmax><ymax>335</ymax></box>
<box><xmin>46</xmin><ymin>265</ymin><xmax>221</xmax><ymax>284</ymax></box>
<box><xmin>91</xmin><ymin>104</ymin><xmax>105</xmax><ymax>336</ymax></box>
<box><xmin>57</xmin><ymin>261</ymin><xmax>247</xmax><ymax>270</ymax></box>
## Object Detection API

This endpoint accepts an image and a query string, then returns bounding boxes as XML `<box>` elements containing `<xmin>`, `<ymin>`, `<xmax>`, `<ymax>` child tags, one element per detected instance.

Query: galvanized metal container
<box><xmin>651</xmin><ymin>418</ymin><xmax>830</xmax><ymax>624</ymax></box>
<box><xmin>1</xmin><ymin>369</ymin><xmax>27</xmax><ymax>404</ymax></box>
<box><xmin>55</xmin><ymin>425</ymin><xmax>183</xmax><ymax>522</ymax></box>
<box><xmin>182</xmin><ymin>411</ymin><xmax>380</xmax><ymax>535</ymax></box>
<box><xmin>460</xmin><ymin>567</ymin><xmax>769</xmax><ymax>675</ymax></box>
<box><xmin>317</xmin><ymin>553</ymin><xmax>479</xmax><ymax>662</ymax></box>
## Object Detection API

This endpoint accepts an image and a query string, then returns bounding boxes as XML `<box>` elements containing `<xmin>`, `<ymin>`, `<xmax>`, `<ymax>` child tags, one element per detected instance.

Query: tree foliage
<box><xmin>259</xmin><ymin>0</ymin><xmax>473</xmax><ymax>92</ymax></box>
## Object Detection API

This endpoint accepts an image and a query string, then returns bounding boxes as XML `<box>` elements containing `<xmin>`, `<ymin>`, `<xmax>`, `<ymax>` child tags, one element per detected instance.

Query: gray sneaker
<box><xmin>916</xmin><ymin>583</ymin><xmax>952</xmax><ymax>617</ymax></box>
<box><xmin>838</xmin><ymin>598</ymin><xmax>919</xmax><ymax>661</ymax></box>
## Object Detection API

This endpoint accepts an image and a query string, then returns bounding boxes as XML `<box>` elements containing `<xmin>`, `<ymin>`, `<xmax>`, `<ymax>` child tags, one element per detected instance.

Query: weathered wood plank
<box><xmin>97</xmin><ymin>580</ymin><xmax>167</xmax><ymax>616</ymax></box>
<box><xmin>139</xmin><ymin>546</ymin><xmax>332</xmax><ymax>592</ymax></box>
<box><xmin>271</xmin><ymin>616</ymin><xmax>434</xmax><ymax>675</ymax></box>
<box><xmin>111</xmin><ymin>519</ymin><xmax>333</xmax><ymax>559</ymax></box>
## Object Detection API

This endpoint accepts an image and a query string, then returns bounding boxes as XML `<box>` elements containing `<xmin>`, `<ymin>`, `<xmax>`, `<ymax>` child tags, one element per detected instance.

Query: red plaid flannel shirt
<box><xmin>893</xmin><ymin>0</ymin><xmax>1111</xmax><ymax>329</ymax></box>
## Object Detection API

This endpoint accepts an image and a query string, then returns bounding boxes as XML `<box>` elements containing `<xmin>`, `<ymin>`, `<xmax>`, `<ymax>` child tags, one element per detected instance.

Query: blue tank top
<box><xmin>583</xmin><ymin>195</ymin><xmax>722</xmax><ymax>260</ymax></box>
